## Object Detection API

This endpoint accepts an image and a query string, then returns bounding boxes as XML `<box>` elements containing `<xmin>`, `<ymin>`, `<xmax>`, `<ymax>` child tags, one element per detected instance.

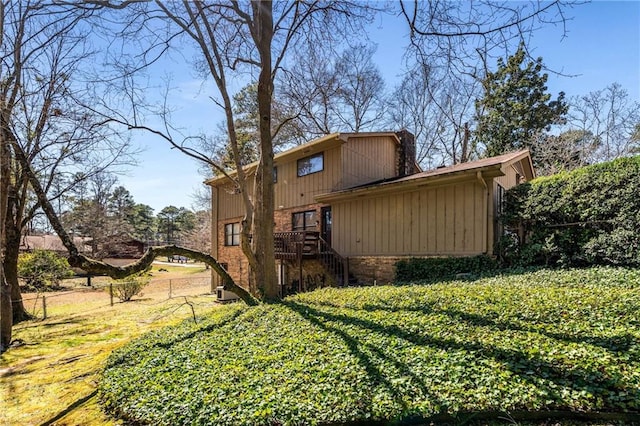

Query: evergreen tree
<box><xmin>217</xmin><ymin>83</ymin><xmax>260</xmax><ymax>170</ymax></box>
<box><xmin>108</xmin><ymin>186</ymin><xmax>136</xmax><ymax>234</ymax></box>
<box><xmin>475</xmin><ymin>44</ymin><xmax>568</xmax><ymax>158</ymax></box>
<box><xmin>129</xmin><ymin>204</ymin><xmax>156</xmax><ymax>243</ymax></box>
<box><xmin>157</xmin><ymin>206</ymin><xmax>195</xmax><ymax>245</ymax></box>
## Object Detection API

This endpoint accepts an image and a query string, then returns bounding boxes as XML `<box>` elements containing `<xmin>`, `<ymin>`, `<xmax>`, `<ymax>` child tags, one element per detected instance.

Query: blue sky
<box><xmin>118</xmin><ymin>1</ymin><xmax>640</xmax><ymax>213</ymax></box>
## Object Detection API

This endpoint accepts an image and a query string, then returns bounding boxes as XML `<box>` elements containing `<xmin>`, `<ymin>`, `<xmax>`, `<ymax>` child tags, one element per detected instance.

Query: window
<box><xmin>297</xmin><ymin>153</ymin><xmax>323</xmax><ymax>177</ymax></box>
<box><xmin>224</xmin><ymin>223</ymin><xmax>241</xmax><ymax>246</ymax></box>
<box><xmin>273</xmin><ymin>166</ymin><xmax>278</xmax><ymax>183</ymax></box>
<box><xmin>292</xmin><ymin>210</ymin><xmax>318</xmax><ymax>231</ymax></box>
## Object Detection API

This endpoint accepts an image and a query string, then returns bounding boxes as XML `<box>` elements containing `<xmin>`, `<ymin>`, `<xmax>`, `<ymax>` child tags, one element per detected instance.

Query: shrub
<box><xmin>395</xmin><ymin>255</ymin><xmax>498</xmax><ymax>282</ymax></box>
<box><xmin>17</xmin><ymin>249</ymin><xmax>74</xmax><ymax>291</ymax></box>
<box><xmin>109</xmin><ymin>274</ymin><xmax>150</xmax><ymax>302</ymax></box>
<box><xmin>502</xmin><ymin>156</ymin><xmax>640</xmax><ymax>267</ymax></box>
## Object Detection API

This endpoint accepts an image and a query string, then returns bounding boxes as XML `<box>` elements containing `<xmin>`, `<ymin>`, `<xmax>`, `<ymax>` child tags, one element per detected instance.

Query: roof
<box><xmin>205</xmin><ymin>132</ymin><xmax>402</xmax><ymax>186</ymax></box>
<box><xmin>316</xmin><ymin>149</ymin><xmax>533</xmax><ymax>202</ymax></box>
<box><xmin>394</xmin><ymin>149</ymin><xmax>533</xmax><ymax>183</ymax></box>
<box><xmin>20</xmin><ymin>235</ymin><xmax>91</xmax><ymax>253</ymax></box>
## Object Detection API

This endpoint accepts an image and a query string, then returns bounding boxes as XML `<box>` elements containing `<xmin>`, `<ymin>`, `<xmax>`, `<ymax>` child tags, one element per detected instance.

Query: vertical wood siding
<box><xmin>213</xmin><ymin>135</ymin><xmax>400</xmax><ymax>221</ymax></box>
<box><xmin>217</xmin><ymin>183</ymin><xmax>244</xmax><ymax>220</ymax></box>
<box><xmin>331</xmin><ymin>179</ymin><xmax>487</xmax><ymax>257</ymax></box>
<box><xmin>275</xmin><ymin>146</ymin><xmax>343</xmax><ymax>209</ymax></box>
<box><xmin>341</xmin><ymin>136</ymin><xmax>398</xmax><ymax>188</ymax></box>
<box><xmin>495</xmin><ymin>160</ymin><xmax>523</xmax><ymax>189</ymax></box>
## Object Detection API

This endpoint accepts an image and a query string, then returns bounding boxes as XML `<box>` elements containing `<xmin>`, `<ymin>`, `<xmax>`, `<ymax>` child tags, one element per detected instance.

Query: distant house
<box><xmin>207</xmin><ymin>131</ymin><xmax>534</xmax><ymax>294</ymax></box>
<box><xmin>20</xmin><ymin>235</ymin><xmax>91</xmax><ymax>255</ymax></box>
<box><xmin>97</xmin><ymin>233</ymin><xmax>146</xmax><ymax>259</ymax></box>
<box><xmin>20</xmin><ymin>233</ymin><xmax>145</xmax><ymax>261</ymax></box>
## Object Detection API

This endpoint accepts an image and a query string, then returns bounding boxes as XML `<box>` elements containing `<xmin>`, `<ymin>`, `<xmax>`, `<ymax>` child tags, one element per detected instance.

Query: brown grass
<box><xmin>0</xmin><ymin>263</ymin><xmax>224</xmax><ymax>426</ymax></box>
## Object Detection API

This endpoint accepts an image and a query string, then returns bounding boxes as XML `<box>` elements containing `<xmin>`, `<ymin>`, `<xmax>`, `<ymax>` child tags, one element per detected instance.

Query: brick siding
<box><xmin>347</xmin><ymin>256</ymin><xmax>404</xmax><ymax>284</ymax></box>
<box><xmin>217</xmin><ymin>203</ymin><xmax>327</xmax><ymax>290</ymax></box>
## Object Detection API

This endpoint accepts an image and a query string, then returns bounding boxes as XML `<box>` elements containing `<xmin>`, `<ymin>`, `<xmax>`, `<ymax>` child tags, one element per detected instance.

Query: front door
<box><xmin>321</xmin><ymin>206</ymin><xmax>332</xmax><ymax>246</ymax></box>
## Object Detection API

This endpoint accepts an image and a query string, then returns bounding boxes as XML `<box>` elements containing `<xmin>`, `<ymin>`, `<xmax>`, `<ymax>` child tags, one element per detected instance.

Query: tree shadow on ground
<box><xmin>357</xmin><ymin>301</ymin><xmax>639</xmax><ymax>354</ymax></box>
<box><xmin>282</xmin><ymin>300</ymin><xmax>446</xmax><ymax>422</ymax></box>
<box><xmin>39</xmin><ymin>389</ymin><xmax>98</xmax><ymax>426</ymax></box>
<box><xmin>283</xmin><ymin>299</ymin><xmax>639</xmax><ymax>422</ymax></box>
<box><xmin>112</xmin><ymin>307</ymin><xmax>246</xmax><ymax>356</ymax></box>
<box><xmin>309</xmin><ymin>292</ymin><xmax>639</xmax><ymax>354</ymax></box>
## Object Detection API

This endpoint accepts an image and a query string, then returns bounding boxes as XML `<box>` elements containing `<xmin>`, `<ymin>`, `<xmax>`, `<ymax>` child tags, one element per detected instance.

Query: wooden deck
<box><xmin>274</xmin><ymin>231</ymin><xmax>354</xmax><ymax>291</ymax></box>
<box><xmin>274</xmin><ymin>231</ymin><xmax>319</xmax><ymax>260</ymax></box>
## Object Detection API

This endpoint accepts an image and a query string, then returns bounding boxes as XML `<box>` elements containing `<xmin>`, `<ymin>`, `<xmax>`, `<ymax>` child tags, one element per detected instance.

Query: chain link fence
<box><xmin>19</xmin><ymin>276</ymin><xmax>216</xmax><ymax>320</ymax></box>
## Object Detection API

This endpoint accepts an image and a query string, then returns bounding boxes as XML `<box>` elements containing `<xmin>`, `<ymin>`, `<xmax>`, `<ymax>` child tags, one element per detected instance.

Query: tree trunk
<box><xmin>4</xmin><ymin>230</ymin><xmax>30</xmax><ymax>323</ymax></box>
<box><xmin>251</xmin><ymin>0</ymin><xmax>278</xmax><ymax>300</ymax></box>
<box><xmin>1</xmin><ymin>125</ymin><xmax>12</xmax><ymax>350</ymax></box>
<box><xmin>0</xmin><ymin>268</ymin><xmax>10</xmax><ymax>351</ymax></box>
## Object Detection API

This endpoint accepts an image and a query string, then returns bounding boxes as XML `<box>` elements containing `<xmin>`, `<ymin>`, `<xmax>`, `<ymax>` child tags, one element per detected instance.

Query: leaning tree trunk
<box><xmin>3</xmin><ymin>175</ymin><xmax>33</xmax><ymax>323</ymax></box>
<box><xmin>67</xmin><ymin>245</ymin><xmax>259</xmax><ymax>306</ymax></box>
<box><xmin>9</xmin><ymin>128</ymin><xmax>259</xmax><ymax>307</ymax></box>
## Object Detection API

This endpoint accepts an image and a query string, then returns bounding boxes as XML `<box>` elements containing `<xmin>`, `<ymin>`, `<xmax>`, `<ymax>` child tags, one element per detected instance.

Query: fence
<box><xmin>19</xmin><ymin>276</ymin><xmax>215</xmax><ymax>320</ymax></box>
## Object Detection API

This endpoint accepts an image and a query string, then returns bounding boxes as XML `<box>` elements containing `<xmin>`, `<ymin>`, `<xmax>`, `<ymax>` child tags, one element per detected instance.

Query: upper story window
<box><xmin>224</xmin><ymin>222</ymin><xmax>241</xmax><ymax>246</ymax></box>
<box><xmin>297</xmin><ymin>153</ymin><xmax>323</xmax><ymax>177</ymax></box>
<box><xmin>292</xmin><ymin>210</ymin><xmax>318</xmax><ymax>231</ymax></box>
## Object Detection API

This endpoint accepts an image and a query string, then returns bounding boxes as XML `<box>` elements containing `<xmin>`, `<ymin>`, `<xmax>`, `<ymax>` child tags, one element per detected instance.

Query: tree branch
<box><xmin>10</xmin><ymin>127</ymin><xmax>258</xmax><ymax>306</ymax></box>
<box><xmin>69</xmin><ymin>245</ymin><xmax>258</xmax><ymax>305</ymax></box>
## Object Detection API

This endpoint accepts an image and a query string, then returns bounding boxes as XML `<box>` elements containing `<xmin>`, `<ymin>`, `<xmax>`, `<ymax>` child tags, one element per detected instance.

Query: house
<box><xmin>20</xmin><ymin>235</ymin><xmax>91</xmax><ymax>255</ymax></box>
<box><xmin>97</xmin><ymin>233</ymin><xmax>146</xmax><ymax>259</ymax></box>
<box><xmin>20</xmin><ymin>234</ymin><xmax>145</xmax><ymax>269</ymax></box>
<box><xmin>207</xmin><ymin>131</ymin><xmax>534</xmax><ymax>294</ymax></box>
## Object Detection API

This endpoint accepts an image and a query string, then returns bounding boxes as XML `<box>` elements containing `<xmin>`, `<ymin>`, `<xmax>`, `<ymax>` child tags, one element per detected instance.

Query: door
<box><xmin>321</xmin><ymin>206</ymin><xmax>332</xmax><ymax>246</ymax></box>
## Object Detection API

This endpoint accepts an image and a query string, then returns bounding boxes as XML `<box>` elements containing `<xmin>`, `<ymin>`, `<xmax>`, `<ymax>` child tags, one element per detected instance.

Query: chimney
<box><xmin>395</xmin><ymin>130</ymin><xmax>417</xmax><ymax>177</ymax></box>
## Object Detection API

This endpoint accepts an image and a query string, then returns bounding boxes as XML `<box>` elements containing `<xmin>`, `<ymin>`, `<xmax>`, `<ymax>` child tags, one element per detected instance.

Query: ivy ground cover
<box><xmin>99</xmin><ymin>268</ymin><xmax>640</xmax><ymax>425</ymax></box>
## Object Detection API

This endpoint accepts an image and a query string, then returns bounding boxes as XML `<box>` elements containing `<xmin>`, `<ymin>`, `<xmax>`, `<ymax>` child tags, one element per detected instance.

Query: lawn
<box><xmin>99</xmin><ymin>267</ymin><xmax>640</xmax><ymax>425</ymax></box>
<box><xmin>0</xmin><ymin>264</ymin><xmax>216</xmax><ymax>426</ymax></box>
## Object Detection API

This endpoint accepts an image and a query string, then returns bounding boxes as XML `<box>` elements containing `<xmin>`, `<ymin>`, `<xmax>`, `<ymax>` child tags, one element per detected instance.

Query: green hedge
<box><xmin>501</xmin><ymin>156</ymin><xmax>640</xmax><ymax>267</ymax></box>
<box><xmin>395</xmin><ymin>255</ymin><xmax>498</xmax><ymax>282</ymax></box>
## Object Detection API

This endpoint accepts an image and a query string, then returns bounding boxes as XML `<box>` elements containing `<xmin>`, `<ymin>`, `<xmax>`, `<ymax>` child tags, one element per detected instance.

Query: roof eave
<box><xmin>316</xmin><ymin>164</ymin><xmax>505</xmax><ymax>203</ymax></box>
<box><xmin>205</xmin><ymin>133</ymin><xmax>344</xmax><ymax>186</ymax></box>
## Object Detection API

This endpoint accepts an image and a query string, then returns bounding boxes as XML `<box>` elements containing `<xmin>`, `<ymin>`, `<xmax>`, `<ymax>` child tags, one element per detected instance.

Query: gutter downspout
<box><xmin>477</xmin><ymin>171</ymin><xmax>489</xmax><ymax>254</ymax></box>
<box><xmin>211</xmin><ymin>186</ymin><xmax>219</xmax><ymax>292</ymax></box>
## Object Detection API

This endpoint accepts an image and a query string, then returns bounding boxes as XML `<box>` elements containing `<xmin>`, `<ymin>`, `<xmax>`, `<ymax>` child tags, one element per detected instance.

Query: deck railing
<box><xmin>274</xmin><ymin>231</ymin><xmax>319</xmax><ymax>260</ymax></box>
<box><xmin>274</xmin><ymin>231</ymin><xmax>352</xmax><ymax>287</ymax></box>
<box><xmin>317</xmin><ymin>236</ymin><xmax>351</xmax><ymax>286</ymax></box>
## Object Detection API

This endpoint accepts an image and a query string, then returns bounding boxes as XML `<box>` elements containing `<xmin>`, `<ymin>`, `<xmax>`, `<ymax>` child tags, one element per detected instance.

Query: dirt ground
<box><xmin>1</xmin><ymin>261</ymin><xmax>223</xmax><ymax>426</ymax></box>
<box><xmin>20</xmin><ymin>261</ymin><xmax>215</xmax><ymax>314</ymax></box>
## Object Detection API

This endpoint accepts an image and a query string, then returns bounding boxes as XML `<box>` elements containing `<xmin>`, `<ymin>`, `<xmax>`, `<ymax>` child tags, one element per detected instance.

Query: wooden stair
<box><xmin>274</xmin><ymin>231</ymin><xmax>356</xmax><ymax>288</ymax></box>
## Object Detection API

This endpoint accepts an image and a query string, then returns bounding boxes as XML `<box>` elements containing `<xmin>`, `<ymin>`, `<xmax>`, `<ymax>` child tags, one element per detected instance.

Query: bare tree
<box><xmin>567</xmin><ymin>82</ymin><xmax>640</xmax><ymax>162</ymax></box>
<box><xmin>389</xmin><ymin>63</ymin><xmax>479</xmax><ymax>168</ymax></box>
<box><xmin>279</xmin><ymin>42</ymin><xmax>386</xmax><ymax>139</ymax></box>
<box><xmin>0</xmin><ymin>0</ymin><xmax>136</xmax><ymax>337</ymax></box>
<box><xmin>531</xmin><ymin>129</ymin><xmax>594</xmax><ymax>176</ymax></box>
<box><xmin>63</xmin><ymin>172</ymin><xmax>123</xmax><ymax>257</ymax></box>
<box><xmin>87</xmin><ymin>1</ymin><xmax>375</xmax><ymax>300</ymax></box>
<box><xmin>183</xmin><ymin>209</ymin><xmax>212</xmax><ymax>256</ymax></box>
<box><xmin>278</xmin><ymin>48</ymin><xmax>341</xmax><ymax>139</ymax></box>
<box><xmin>400</xmin><ymin>1</ymin><xmax>572</xmax><ymax>78</ymax></box>
<box><xmin>395</xmin><ymin>1</ymin><xmax>574</xmax><ymax>166</ymax></box>
<box><xmin>332</xmin><ymin>44</ymin><xmax>387</xmax><ymax>132</ymax></box>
